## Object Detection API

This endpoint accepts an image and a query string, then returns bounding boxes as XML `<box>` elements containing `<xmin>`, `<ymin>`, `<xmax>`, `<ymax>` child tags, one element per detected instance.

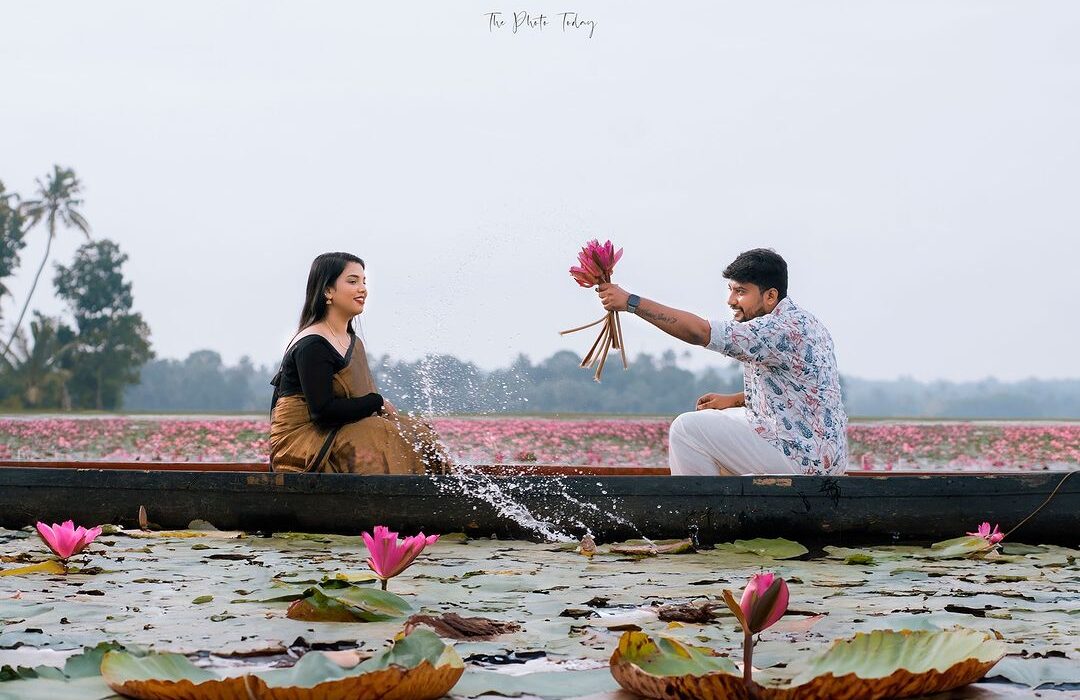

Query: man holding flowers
<box><xmin>598</xmin><ymin>248</ymin><xmax>847</xmax><ymax>476</ymax></box>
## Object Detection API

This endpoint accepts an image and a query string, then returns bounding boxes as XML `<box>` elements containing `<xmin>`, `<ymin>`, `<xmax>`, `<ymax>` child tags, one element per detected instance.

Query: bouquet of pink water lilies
<box><xmin>561</xmin><ymin>239</ymin><xmax>627</xmax><ymax>382</ymax></box>
<box><xmin>362</xmin><ymin>525</ymin><xmax>439</xmax><ymax>591</ymax></box>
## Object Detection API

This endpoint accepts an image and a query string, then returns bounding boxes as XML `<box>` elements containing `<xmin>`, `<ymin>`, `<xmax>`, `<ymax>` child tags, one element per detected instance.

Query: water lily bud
<box><xmin>738</xmin><ymin>572</ymin><xmax>789</xmax><ymax>633</ymax></box>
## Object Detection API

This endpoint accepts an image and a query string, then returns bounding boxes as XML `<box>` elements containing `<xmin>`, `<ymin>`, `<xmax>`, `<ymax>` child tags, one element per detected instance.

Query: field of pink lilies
<box><xmin>0</xmin><ymin>416</ymin><xmax>1077</xmax><ymax>470</ymax></box>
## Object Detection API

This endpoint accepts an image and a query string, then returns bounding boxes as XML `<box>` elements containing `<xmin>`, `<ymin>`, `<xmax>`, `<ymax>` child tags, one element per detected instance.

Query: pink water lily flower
<box><xmin>738</xmin><ymin>572</ymin><xmax>790</xmax><ymax>633</ymax></box>
<box><xmin>362</xmin><ymin>525</ymin><xmax>439</xmax><ymax>590</ymax></box>
<box><xmin>968</xmin><ymin>522</ymin><xmax>1004</xmax><ymax>544</ymax></box>
<box><xmin>35</xmin><ymin>520</ymin><xmax>102</xmax><ymax>562</ymax></box>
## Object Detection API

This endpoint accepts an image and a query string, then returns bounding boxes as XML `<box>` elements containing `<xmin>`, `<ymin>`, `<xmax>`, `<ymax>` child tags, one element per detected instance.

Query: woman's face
<box><xmin>327</xmin><ymin>262</ymin><xmax>367</xmax><ymax>316</ymax></box>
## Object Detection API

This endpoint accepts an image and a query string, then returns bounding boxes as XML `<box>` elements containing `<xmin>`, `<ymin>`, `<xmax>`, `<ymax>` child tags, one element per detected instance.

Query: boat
<box><xmin>0</xmin><ymin>460</ymin><xmax>1076</xmax><ymax>545</ymax></box>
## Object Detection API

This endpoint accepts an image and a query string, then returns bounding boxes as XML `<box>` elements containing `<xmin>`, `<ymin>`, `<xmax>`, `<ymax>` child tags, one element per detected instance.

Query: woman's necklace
<box><xmin>323</xmin><ymin>322</ymin><xmax>350</xmax><ymax>353</ymax></box>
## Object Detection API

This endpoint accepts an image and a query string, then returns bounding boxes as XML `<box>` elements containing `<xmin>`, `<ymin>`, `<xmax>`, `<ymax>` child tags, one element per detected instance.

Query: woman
<box><xmin>269</xmin><ymin>252</ymin><xmax>448</xmax><ymax>474</ymax></box>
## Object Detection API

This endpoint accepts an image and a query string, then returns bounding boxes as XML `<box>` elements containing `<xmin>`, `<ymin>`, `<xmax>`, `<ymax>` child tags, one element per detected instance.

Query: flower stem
<box><xmin>743</xmin><ymin>630</ymin><xmax>753</xmax><ymax>687</ymax></box>
<box><xmin>380</xmin><ymin>578</ymin><xmax>388</xmax><ymax>591</ymax></box>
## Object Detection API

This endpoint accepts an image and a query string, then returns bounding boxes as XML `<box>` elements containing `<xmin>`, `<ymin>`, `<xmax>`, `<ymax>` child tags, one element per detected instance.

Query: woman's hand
<box><xmin>696</xmin><ymin>393</ymin><xmax>742</xmax><ymax>411</ymax></box>
<box><xmin>597</xmin><ymin>283</ymin><xmax>630</xmax><ymax>312</ymax></box>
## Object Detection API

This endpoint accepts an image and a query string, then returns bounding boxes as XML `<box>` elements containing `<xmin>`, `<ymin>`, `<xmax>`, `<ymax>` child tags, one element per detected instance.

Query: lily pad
<box><xmin>923</xmin><ymin>536</ymin><xmax>995</xmax><ymax>560</ymax></box>
<box><xmin>610</xmin><ymin>628</ymin><xmax>1007</xmax><ymax>699</ymax></box>
<box><xmin>987</xmin><ymin>656</ymin><xmax>1080</xmax><ymax>688</ymax></box>
<box><xmin>780</xmin><ymin>627</ymin><xmax>1007</xmax><ymax>697</ymax></box>
<box><xmin>0</xmin><ymin>561</ymin><xmax>66</xmax><ymax>577</ymax></box>
<box><xmin>608</xmin><ymin>539</ymin><xmax>694</xmax><ymax>556</ymax></box>
<box><xmin>609</xmin><ymin>631</ymin><xmax>744</xmax><ymax>699</ymax></box>
<box><xmin>286</xmin><ymin>586</ymin><xmax>411</xmax><ymax>622</ymax></box>
<box><xmin>716</xmin><ymin>538</ymin><xmax>808</xmax><ymax>559</ymax></box>
<box><xmin>101</xmin><ymin>628</ymin><xmax>462</xmax><ymax>700</ymax></box>
<box><xmin>451</xmin><ymin>669</ymin><xmax>619</xmax><ymax>698</ymax></box>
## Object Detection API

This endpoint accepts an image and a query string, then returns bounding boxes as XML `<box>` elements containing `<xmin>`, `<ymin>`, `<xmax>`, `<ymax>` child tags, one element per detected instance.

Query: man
<box><xmin>598</xmin><ymin>248</ymin><xmax>847</xmax><ymax>476</ymax></box>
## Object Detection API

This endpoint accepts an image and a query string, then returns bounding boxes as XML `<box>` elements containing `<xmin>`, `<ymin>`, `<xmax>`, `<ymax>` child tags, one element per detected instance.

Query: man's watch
<box><xmin>626</xmin><ymin>294</ymin><xmax>641</xmax><ymax>315</ymax></box>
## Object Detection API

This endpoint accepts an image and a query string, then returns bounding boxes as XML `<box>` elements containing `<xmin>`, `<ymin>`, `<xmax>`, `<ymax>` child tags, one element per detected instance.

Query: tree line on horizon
<box><xmin>0</xmin><ymin>167</ymin><xmax>151</xmax><ymax>411</ymax></box>
<box><xmin>3</xmin><ymin>168</ymin><xmax>1077</xmax><ymax>419</ymax></box>
<box><xmin>119</xmin><ymin>348</ymin><xmax>1080</xmax><ymax>419</ymax></box>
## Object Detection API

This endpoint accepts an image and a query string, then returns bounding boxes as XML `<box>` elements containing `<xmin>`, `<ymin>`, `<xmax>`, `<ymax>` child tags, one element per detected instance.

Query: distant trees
<box><xmin>0</xmin><ymin>313</ymin><xmax>73</xmax><ymax>409</ymax></box>
<box><xmin>119</xmin><ymin>349</ymin><xmax>1080</xmax><ymax>419</ymax></box>
<box><xmin>0</xmin><ymin>180</ymin><xmax>29</xmax><ymax>321</ymax></box>
<box><xmin>1</xmin><ymin>166</ymin><xmax>90</xmax><ymax>360</ymax></box>
<box><xmin>0</xmin><ymin>167</ymin><xmax>151</xmax><ymax>410</ymax></box>
<box><xmin>53</xmin><ymin>240</ymin><xmax>153</xmax><ymax>410</ymax></box>
<box><xmin>124</xmin><ymin>351</ymin><xmax>273</xmax><ymax>412</ymax></box>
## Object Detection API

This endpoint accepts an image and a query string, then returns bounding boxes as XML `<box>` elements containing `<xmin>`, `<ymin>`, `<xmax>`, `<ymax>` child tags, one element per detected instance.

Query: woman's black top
<box><xmin>270</xmin><ymin>334</ymin><xmax>383</xmax><ymax>427</ymax></box>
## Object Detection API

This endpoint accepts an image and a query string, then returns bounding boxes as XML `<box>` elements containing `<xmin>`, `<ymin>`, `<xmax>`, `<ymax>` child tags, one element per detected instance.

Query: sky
<box><xmin>1</xmin><ymin>1</ymin><xmax>1078</xmax><ymax>382</ymax></box>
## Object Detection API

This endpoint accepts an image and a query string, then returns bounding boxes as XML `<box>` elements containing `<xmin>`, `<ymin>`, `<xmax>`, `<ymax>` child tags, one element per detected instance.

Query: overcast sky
<box><xmin>1</xmin><ymin>1</ymin><xmax>1077</xmax><ymax>382</ymax></box>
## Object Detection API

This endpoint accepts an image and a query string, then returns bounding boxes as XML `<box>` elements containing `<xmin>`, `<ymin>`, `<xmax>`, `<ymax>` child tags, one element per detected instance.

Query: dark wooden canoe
<box><xmin>0</xmin><ymin>460</ymin><xmax>1076</xmax><ymax>545</ymax></box>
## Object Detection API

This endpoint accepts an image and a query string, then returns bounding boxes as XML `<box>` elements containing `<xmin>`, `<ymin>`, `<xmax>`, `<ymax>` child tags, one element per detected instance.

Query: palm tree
<box><xmin>0</xmin><ymin>313</ymin><xmax>73</xmax><ymax>409</ymax></box>
<box><xmin>0</xmin><ymin>166</ymin><xmax>90</xmax><ymax>360</ymax></box>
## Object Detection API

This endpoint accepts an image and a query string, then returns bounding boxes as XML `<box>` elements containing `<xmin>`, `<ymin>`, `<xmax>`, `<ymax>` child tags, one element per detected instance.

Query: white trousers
<box><xmin>668</xmin><ymin>407</ymin><xmax>796</xmax><ymax>476</ymax></box>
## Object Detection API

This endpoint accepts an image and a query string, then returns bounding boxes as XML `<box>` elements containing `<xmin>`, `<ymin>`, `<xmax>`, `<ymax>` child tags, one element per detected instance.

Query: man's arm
<box><xmin>597</xmin><ymin>283</ymin><xmax>711</xmax><ymax>347</ymax></box>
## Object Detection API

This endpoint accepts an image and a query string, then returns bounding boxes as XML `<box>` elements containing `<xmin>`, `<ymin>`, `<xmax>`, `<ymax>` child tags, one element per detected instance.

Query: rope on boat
<box><xmin>1004</xmin><ymin>469</ymin><xmax>1077</xmax><ymax>539</ymax></box>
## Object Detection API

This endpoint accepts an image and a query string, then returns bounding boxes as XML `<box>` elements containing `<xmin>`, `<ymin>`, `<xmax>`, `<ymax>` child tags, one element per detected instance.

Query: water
<box><xmin>385</xmin><ymin>353</ymin><xmax>652</xmax><ymax>543</ymax></box>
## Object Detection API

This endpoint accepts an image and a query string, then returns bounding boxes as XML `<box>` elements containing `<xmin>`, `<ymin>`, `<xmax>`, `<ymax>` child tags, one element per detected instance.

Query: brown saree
<box><xmin>270</xmin><ymin>337</ymin><xmax>449</xmax><ymax>474</ymax></box>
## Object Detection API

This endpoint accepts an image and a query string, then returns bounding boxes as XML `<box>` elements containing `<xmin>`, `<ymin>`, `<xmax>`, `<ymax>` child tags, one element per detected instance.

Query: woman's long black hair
<box><xmin>296</xmin><ymin>252</ymin><xmax>365</xmax><ymax>335</ymax></box>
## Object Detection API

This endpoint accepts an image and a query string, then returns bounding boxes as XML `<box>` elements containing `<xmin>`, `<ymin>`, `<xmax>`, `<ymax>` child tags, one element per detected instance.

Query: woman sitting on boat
<box><xmin>269</xmin><ymin>252</ymin><xmax>448</xmax><ymax>474</ymax></box>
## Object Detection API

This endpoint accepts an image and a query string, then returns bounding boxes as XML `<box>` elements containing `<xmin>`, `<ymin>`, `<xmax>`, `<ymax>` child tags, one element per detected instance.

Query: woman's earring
<box><xmin>326</xmin><ymin>297</ymin><xmax>332</xmax><ymax>305</ymax></box>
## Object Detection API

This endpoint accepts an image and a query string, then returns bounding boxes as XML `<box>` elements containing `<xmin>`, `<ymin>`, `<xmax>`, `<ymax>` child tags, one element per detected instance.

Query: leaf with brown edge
<box><xmin>609</xmin><ymin>631</ymin><xmax>747</xmax><ymax>700</ymax></box>
<box><xmin>759</xmin><ymin>627</ymin><xmax>1008</xmax><ymax>699</ymax></box>
<box><xmin>100</xmin><ymin>629</ymin><xmax>463</xmax><ymax>700</ymax></box>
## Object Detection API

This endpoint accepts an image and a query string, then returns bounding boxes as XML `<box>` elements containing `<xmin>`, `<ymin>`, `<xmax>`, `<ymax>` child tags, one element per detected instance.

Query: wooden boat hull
<box><xmin>0</xmin><ymin>465</ymin><xmax>1075</xmax><ymax>544</ymax></box>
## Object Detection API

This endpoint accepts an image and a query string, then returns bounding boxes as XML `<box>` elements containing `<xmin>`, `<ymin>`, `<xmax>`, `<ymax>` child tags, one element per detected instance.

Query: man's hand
<box><xmin>597</xmin><ymin>283</ymin><xmax>630</xmax><ymax>312</ymax></box>
<box><xmin>696</xmin><ymin>393</ymin><xmax>742</xmax><ymax>411</ymax></box>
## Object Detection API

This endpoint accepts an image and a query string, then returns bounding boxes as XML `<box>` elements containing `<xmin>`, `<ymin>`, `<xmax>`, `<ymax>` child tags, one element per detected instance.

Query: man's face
<box><xmin>727</xmin><ymin>280</ymin><xmax>772</xmax><ymax>322</ymax></box>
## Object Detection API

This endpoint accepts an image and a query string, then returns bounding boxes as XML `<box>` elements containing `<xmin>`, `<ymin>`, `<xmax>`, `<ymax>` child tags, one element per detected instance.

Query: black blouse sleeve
<box><xmin>294</xmin><ymin>339</ymin><xmax>384</xmax><ymax>427</ymax></box>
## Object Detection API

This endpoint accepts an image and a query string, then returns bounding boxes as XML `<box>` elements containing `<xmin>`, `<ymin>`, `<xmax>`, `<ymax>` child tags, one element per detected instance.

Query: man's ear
<box><xmin>764</xmin><ymin>288</ymin><xmax>779</xmax><ymax>309</ymax></box>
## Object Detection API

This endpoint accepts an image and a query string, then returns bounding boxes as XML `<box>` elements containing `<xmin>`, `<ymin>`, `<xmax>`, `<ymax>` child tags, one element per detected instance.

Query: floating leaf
<box><xmin>286</xmin><ymin>586</ymin><xmax>411</xmax><ymax>622</ymax></box>
<box><xmin>781</xmin><ymin>627</ymin><xmax>1007</xmax><ymax>697</ymax></box>
<box><xmin>192</xmin><ymin>595</ymin><xmax>213</xmax><ymax>605</ymax></box>
<box><xmin>100</xmin><ymin>629</ymin><xmax>462</xmax><ymax>700</ymax></box>
<box><xmin>716</xmin><ymin>538</ymin><xmax>808</xmax><ymax>559</ymax></box>
<box><xmin>609</xmin><ymin>628</ymin><xmax>1006</xmax><ymax>699</ymax></box>
<box><xmin>923</xmin><ymin>536</ymin><xmax>995</xmax><ymax>560</ymax></box>
<box><xmin>451</xmin><ymin>669</ymin><xmax>619</xmax><ymax>698</ymax></box>
<box><xmin>609</xmin><ymin>631</ymin><xmax>745</xmax><ymax>699</ymax></box>
<box><xmin>608</xmin><ymin>539</ymin><xmax>693</xmax><ymax>556</ymax></box>
<box><xmin>987</xmin><ymin>656</ymin><xmax>1080</xmax><ymax>688</ymax></box>
<box><xmin>0</xmin><ymin>561</ymin><xmax>65</xmax><ymax>577</ymax></box>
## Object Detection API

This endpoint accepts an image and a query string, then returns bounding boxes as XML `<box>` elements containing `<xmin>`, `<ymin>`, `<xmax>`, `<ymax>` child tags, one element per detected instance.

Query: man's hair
<box><xmin>722</xmin><ymin>248</ymin><xmax>788</xmax><ymax>300</ymax></box>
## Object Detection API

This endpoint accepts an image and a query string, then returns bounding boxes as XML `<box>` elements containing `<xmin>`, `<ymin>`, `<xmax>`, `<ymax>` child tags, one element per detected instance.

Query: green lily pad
<box><xmin>615</xmin><ymin>632</ymin><xmax>737</xmax><ymax>676</ymax></box>
<box><xmin>451</xmin><ymin>669</ymin><xmax>619</xmax><ymax>698</ymax></box>
<box><xmin>100</xmin><ymin>629</ymin><xmax>463</xmax><ymax>699</ymax></box>
<box><xmin>987</xmin><ymin>656</ymin><xmax>1080</xmax><ymax>688</ymax></box>
<box><xmin>782</xmin><ymin>627</ymin><xmax>1007</xmax><ymax>696</ymax></box>
<box><xmin>286</xmin><ymin>586</ymin><xmax>411</xmax><ymax>622</ymax></box>
<box><xmin>716</xmin><ymin>538</ymin><xmax>808</xmax><ymax>559</ymax></box>
<box><xmin>923</xmin><ymin>536</ymin><xmax>994</xmax><ymax>560</ymax></box>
